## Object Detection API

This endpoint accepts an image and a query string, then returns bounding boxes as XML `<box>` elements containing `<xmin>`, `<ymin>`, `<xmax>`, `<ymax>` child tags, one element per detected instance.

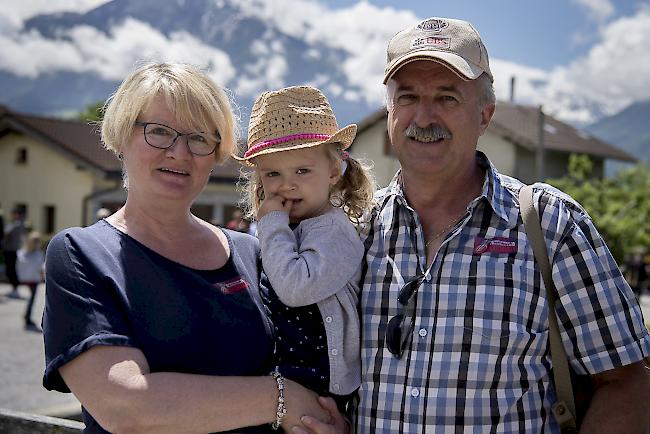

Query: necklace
<box><xmin>399</xmin><ymin>175</ymin><xmax>470</xmax><ymax>249</ymax></box>
<box><xmin>425</xmin><ymin>213</ymin><xmax>464</xmax><ymax>248</ymax></box>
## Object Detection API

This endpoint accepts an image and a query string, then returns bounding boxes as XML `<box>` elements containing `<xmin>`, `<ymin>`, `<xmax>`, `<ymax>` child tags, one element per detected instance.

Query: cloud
<box><xmin>233</xmin><ymin>0</ymin><xmax>648</xmax><ymax>125</ymax></box>
<box><xmin>476</xmin><ymin>6</ymin><xmax>650</xmax><ymax>124</ymax></box>
<box><xmin>0</xmin><ymin>0</ymin><xmax>648</xmax><ymax>126</ymax></box>
<box><xmin>543</xmin><ymin>7</ymin><xmax>650</xmax><ymax>123</ymax></box>
<box><xmin>236</xmin><ymin>0</ymin><xmax>418</xmax><ymax>106</ymax></box>
<box><xmin>572</xmin><ymin>0</ymin><xmax>616</xmax><ymax>22</ymax></box>
<box><xmin>491</xmin><ymin>60</ymin><xmax>550</xmax><ymax>104</ymax></box>
<box><xmin>0</xmin><ymin>0</ymin><xmax>110</xmax><ymax>26</ymax></box>
<box><xmin>0</xmin><ymin>18</ymin><xmax>236</xmax><ymax>83</ymax></box>
<box><xmin>568</xmin><ymin>0</ymin><xmax>615</xmax><ymax>51</ymax></box>
<box><xmin>235</xmin><ymin>33</ymin><xmax>288</xmax><ymax>98</ymax></box>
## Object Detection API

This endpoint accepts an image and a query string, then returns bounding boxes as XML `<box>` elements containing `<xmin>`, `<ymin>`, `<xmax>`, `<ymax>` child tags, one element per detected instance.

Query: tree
<box><xmin>77</xmin><ymin>100</ymin><xmax>105</xmax><ymax>122</ymax></box>
<box><xmin>547</xmin><ymin>154</ymin><xmax>650</xmax><ymax>264</ymax></box>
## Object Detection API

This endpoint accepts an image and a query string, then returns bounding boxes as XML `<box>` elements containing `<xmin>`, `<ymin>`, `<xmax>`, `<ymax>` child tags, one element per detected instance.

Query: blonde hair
<box><xmin>239</xmin><ymin>144</ymin><xmax>375</xmax><ymax>225</ymax></box>
<box><xmin>23</xmin><ymin>231</ymin><xmax>42</xmax><ymax>253</ymax></box>
<box><xmin>101</xmin><ymin>62</ymin><xmax>237</xmax><ymax>164</ymax></box>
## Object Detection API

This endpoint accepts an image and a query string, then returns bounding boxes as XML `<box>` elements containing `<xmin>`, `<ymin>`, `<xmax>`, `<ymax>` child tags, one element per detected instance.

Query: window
<box><xmin>191</xmin><ymin>204</ymin><xmax>214</xmax><ymax>223</ymax></box>
<box><xmin>16</xmin><ymin>148</ymin><xmax>28</xmax><ymax>164</ymax></box>
<box><xmin>43</xmin><ymin>205</ymin><xmax>56</xmax><ymax>234</ymax></box>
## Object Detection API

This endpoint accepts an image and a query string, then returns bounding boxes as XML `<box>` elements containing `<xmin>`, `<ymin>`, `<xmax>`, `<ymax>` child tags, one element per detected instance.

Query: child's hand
<box><xmin>258</xmin><ymin>194</ymin><xmax>292</xmax><ymax>220</ymax></box>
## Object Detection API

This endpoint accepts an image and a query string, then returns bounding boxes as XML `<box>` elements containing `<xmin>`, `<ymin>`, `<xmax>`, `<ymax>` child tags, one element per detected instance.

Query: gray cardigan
<box><xmin>257</xmin><ymin>207</ymin><xmax>363</xmax><ymax>395</ymax></box>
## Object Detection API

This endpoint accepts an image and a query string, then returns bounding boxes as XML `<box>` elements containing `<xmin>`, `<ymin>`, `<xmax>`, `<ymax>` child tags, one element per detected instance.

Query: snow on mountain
<box><xmin>1</xmin><ymin>0</ymin><xmax>649</xmax><ymax>129</ymax></box>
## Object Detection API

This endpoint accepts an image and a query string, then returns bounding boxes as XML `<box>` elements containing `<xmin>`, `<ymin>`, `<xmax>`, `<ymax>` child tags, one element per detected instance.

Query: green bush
<box><xmin>547</xmin><ymin>155</ymin><xmax>650</xmax><ymax>264</ymax></box>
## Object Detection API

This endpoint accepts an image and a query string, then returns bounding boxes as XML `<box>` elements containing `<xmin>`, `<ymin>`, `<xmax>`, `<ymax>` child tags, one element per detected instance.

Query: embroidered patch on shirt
<box><xmin>473</xmin><ymin>237</ymin><xmax>517</xmax><ymax>255</ymax></box>
<box><xmin>213</xmin><ymin>278</ymin><xmax>249</xmax><ymax>295</ymax></box>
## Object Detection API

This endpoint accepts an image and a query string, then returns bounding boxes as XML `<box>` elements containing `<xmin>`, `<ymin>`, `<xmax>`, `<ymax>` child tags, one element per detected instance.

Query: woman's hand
<box><xmin>281</xmin><ymin>380</ymin><xmax>331</xmax><ymax>431</ymax></box>
<box><xmin>290</xmin><ymin>396</ymin><xmax>350</xmax><ymax>434</ymax></box>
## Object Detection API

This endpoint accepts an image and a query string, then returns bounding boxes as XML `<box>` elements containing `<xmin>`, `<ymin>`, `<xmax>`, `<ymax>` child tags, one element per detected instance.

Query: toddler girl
<box><xmin>16</xmin><ymin>231</ymin><xmax>45</xmax><ymax>329</ymax></box>
<box><xmin>235</xmin><ymin>86</ymin><xmax>375</xmax><ymax>410</ymax></box>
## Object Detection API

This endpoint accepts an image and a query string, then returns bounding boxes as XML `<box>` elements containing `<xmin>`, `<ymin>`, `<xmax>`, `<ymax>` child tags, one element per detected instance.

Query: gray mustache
<box><xmin>405</xmin><ymin>124</ymin><xmax>452</xmax><ymax>142</ymax></box>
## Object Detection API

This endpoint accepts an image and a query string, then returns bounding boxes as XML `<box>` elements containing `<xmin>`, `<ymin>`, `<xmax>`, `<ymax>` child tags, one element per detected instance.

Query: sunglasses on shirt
<box><xmin>385</xmin><ymin>273</ymin><xmax>426</xmax><ymax>358</ymax></box>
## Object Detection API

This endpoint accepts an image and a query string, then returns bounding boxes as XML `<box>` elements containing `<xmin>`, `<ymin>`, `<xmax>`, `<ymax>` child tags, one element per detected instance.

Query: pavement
<box><xmin>0</xmin><ymin>282</ymin><xmax>81</xmax><ymax>418</ymax></box>
<box><xmin>0</xmin><ymin>282</ymin><xmax>649</xmax><ymax>421</ymax></box>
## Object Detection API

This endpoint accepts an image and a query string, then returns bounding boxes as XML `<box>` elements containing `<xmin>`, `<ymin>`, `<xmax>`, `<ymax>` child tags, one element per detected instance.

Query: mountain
<box><xmin>587</xmin><ymin>100</ymin><xmax>650</xmax><ymax>160</ymax></box>
<box><xmin>5</xmin><ymin>0</ymin><xmax>649</xmax><ymax>141</ymax></box>
<box><xmin>0</xmin><ymin>0</ymin><xmax>383</xmax><ymax>127</ymax></box>
<box><xmin>586</xmin><ymin>100</ymin><xmax>650</xmax><ymax>174</ymax></box>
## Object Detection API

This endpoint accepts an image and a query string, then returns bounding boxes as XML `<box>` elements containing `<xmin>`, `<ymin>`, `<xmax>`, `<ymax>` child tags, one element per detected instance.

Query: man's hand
<box><xmin>258</xmin><ymin>194</ymin><xmax>292</xmax><ymax>220</ymax></box>
<box><xmin>290</xmin><ymin>397</ymin><xmax>349</xmax><ymax>434</ymax></box>
<box><xmin>280</xmin><ymin>380</ymin><xmax>331</xmax><ymax>431</ymax></box>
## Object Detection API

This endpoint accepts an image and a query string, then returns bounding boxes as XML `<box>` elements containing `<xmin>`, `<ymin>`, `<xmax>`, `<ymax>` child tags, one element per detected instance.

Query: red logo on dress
<box><xmin>473</xmin><ymin>237</ymin><xmax>517</xmax><ymax>255</ymax></box>
<box><xmin>214</xmin><ymin>278</ymin><xmax>249</xmax><ymax>295</ymax></box>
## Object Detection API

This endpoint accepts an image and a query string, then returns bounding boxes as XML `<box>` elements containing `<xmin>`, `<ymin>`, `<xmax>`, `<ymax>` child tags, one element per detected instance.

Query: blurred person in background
<box><xmin>3</xmin><ymin>207</ymin><xmax>27</xmax><ymax>299</ymax></box>
<box><xmin>16</xmin><ymin>231</ymin><xmax>45</xmax><ymax>330</ymax></box>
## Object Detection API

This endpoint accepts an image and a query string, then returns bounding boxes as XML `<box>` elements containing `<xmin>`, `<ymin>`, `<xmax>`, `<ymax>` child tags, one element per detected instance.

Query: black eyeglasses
<box><xmin>385</xmin><ymin>273</ymin><xmax>425</xmax><ymax>358</ymax></box>
<box><xmin>134</xmin><ymin>121</ymin><xmax>220</xmax><ymax>156</ymax></box>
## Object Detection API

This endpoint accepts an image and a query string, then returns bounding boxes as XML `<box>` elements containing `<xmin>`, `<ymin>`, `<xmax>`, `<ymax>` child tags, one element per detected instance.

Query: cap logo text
<box><xmin>417</xmin><ymin>19</ymin><xmax>449</xmax><ymax>32</ymax></box>
<box><xmin>411</xmin><ymin>36</ymin><xmax>451</xmax><ymax>50</ymax></box>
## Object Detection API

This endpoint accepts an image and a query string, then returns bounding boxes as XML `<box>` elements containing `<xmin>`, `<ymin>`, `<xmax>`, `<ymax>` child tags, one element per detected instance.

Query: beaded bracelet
<box><xmin>270</xmin><ymin>369</ymin><xmax>287</xmax><ymax>430</ymax></box>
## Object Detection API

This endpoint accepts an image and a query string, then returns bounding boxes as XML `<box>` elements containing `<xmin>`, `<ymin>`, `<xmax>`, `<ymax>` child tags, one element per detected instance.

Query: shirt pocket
<box><xmin>464</xmin><ymin>258</ymin><xmax>548</xmax><ymax>351</ymax></box>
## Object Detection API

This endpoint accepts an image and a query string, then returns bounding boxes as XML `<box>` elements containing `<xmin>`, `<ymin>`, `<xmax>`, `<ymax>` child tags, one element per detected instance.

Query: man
<box><xmin>3</xmin><ymin>207</ymin><xmax>26</xmax><ymax>298</ymax></box>
<box><xmin>296</xmin><ymin>16</ymin><xmax>650</xmax><ymax>434</ymax></box>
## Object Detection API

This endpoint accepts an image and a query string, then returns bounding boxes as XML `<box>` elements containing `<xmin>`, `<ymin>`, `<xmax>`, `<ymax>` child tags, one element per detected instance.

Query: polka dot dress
<box><xmin>260</xmin><ymin>272</ymin><xmax>330</xmax><ymax>396</ymax></box>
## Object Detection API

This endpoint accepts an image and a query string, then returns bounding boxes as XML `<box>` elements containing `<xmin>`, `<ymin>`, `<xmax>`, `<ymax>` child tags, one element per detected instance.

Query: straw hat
<box><xmin>233</xmin><ymin>86</ymin><xmax>357</xmax><ymax>165</ymax></box>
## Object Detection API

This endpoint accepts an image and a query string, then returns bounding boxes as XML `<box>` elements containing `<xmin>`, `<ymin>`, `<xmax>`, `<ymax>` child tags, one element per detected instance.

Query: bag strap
<box><xmin>519</xmin><ymin>185</ymin><xmax>578</xmax><ymax>433</ymax></box>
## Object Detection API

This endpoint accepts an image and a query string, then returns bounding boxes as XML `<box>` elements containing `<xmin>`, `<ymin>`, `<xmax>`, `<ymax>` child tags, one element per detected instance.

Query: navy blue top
<box><xmin>42</xmin><ymin>220</ymin><xmax>274</xmax><ymax>434</ymax></box>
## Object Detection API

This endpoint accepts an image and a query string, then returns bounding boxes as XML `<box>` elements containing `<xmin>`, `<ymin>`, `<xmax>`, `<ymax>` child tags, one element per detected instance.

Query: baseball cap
<box><xmin>384</xmin><ymin>17</ymin><xmax>493</xmax><ymax>84</ymax></box>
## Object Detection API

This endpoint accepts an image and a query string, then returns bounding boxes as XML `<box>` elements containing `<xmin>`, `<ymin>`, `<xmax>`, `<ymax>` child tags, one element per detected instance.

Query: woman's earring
<box><xmin>117</xmin><ymin>152</ymin><xmax>123</xmax><ymax>160</ymax></box>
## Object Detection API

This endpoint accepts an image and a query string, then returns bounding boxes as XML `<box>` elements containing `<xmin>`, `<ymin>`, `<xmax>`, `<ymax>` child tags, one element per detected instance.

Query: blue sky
<box><xmin>1</xmin><ymin>0</ymin><xmax>649</xmax><ymax>124</ymax></box>
<box><xmin>325</xmin><ymin>0</ymin><xmax>641</xmax><ymax>69</ymax></box>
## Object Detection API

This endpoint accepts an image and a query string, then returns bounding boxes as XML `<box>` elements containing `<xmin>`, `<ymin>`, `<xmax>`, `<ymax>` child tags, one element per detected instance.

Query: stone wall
<box><xmin>0</xmin><ymin>408</ymin><xmax>83</xmax><ymax>433</ymax></box>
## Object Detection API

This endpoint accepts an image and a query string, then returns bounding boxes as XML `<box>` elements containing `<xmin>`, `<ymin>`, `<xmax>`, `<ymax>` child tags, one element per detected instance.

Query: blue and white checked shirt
<box><xmin>355</xmin><ymin>152</ymin><xmax>650</xmax><ymax>433</ymax></box>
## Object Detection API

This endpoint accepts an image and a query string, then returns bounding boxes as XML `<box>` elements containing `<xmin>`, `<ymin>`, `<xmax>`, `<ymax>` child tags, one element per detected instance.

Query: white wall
<box><xmin>477</xmin><ymin>130</ymin><xmax>517</xmax><ymax>177</ymax></box>
<box><xmin>352</xmin><ymin>121</ymin><xmax>400</xmax><ymax>189</ymax></box>
<box><xmin>0</xmin><ymin>133</ymin><xmax>97</xmax><ymax>234</ymax></box>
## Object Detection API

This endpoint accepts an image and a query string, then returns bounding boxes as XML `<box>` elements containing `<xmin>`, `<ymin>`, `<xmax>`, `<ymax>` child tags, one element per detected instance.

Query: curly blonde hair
<box><xmin>239</xmin><ymin>143</ymin><xmax>375</xmax><ymax>225</ymax></box>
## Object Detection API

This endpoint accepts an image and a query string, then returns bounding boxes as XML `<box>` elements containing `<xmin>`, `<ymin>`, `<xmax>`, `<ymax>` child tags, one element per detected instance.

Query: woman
<box><xmin>42</xmin><ymin>63</ymin><xmax>345</xmax><ymax>433</ymax></box>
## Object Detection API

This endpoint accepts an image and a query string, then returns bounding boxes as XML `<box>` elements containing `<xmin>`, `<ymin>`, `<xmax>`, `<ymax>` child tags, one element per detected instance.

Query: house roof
<box><xmin>0</xmin><ymin>105</ymin><xmax>242</xmax><ymax>180</ymax></box>
<box><xmin>354</xmin><ymin>102</ymin><xmax>636</xmax><ymax>163</ymax></box>
<box><xmin>491</xmin><ymin>102</ymin><xmax>635</xmax><ymax>162</ymax></box>
<box><xmin>357</xmin><ymin>108</ymin><xmax>387</xmax><ymax>135</ymax></box>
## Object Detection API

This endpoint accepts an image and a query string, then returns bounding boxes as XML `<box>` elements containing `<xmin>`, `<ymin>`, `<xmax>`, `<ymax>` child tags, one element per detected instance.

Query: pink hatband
<box><xmin>243</xmin><ymin>133</ymin><xmax>331</xmax><ymax>158</ymax></box>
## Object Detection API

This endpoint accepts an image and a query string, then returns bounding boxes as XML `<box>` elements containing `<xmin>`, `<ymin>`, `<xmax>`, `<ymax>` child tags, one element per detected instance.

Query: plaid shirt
<box><xmin>355</xmin><ymin>152</ymin><xmax>650</xmax><ymax>433</ymax></box>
